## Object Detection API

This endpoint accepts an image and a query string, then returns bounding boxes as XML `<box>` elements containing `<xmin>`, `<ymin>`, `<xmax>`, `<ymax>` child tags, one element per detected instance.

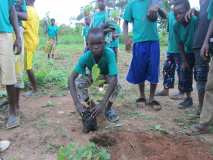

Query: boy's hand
<box><xmin>201</xmin><ymin>41</ymin><xmax>209</xmax><ymax>60</ymax></box>
<box><xmin>182</xmin><ymin>61</ymin><xmax>190</xmax><ymax>70</ymax></box>
<box><xmin>90</xmin><ymin>103</ymin><xmax>104</xmax><ymax>118</ymax></box>
<box><xmin>147</xmin><ymin>6</ymin><xmax>159</xmax><ymax>22</ymax></box>
<box><xmin>185</xmin><ymin>8</ymin><xmax>195</xmax><ymax>23</ymax></box>
<box><xmin>13</xmin><ymin>37</ymin><xmax>22</xmax><ymax>55</ymax></box>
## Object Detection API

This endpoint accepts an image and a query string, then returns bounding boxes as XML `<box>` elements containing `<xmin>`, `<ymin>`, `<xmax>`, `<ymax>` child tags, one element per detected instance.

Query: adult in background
<box><xmin>185</xmin><ymin>0</ymin><xmax>211</xmax><ymax>115</ymax></box>
<box><xmin>192</xmin><ymin>0</ymin><xmax>213</xmax><ymax>134</ymax></box>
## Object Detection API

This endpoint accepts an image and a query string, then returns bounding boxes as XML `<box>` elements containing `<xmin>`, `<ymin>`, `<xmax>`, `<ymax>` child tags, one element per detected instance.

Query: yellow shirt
<box><xmin>23</xmin><ymin>6</ymin><xmax>39</xmax><ymax>52</ymax></box>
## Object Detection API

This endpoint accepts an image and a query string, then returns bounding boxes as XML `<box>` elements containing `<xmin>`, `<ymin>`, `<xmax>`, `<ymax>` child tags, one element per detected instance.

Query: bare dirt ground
<box><xmin>1</xmin><ymin>50</ymin><xmax>213</xmax><ymax>160</ymax></box>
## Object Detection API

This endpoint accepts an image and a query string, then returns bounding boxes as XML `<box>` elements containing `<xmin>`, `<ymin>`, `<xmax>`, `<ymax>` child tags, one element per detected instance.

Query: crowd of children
<box><xmin>75</xmin><ymin>0</ymin><xmax>213</xmax><ymax>134</ymax></box>
<box><xmin>1</xmin><ymin>0</ymin><xmax>213</xmax><ymax>153</ymax></box>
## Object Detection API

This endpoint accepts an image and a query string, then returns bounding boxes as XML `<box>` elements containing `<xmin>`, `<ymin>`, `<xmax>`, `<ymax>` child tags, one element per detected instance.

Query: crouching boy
<box><xmin>69</xmin><ymin>28</ymin><xmax>119</xmax><ymax>132</ymax></box>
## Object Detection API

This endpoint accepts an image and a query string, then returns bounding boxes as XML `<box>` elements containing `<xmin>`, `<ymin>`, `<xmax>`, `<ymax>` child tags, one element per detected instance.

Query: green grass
<box><xmin>57</xmin><ymin>142</ymin><xmax>110</xmax><ymax>160</ymax></box>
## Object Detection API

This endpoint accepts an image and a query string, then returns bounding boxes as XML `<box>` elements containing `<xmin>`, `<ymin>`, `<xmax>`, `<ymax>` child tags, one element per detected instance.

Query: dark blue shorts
<box><xmin>126</xmin><ymin>41</ymin><xmax>160</xmax><ymax>84</ymax></box>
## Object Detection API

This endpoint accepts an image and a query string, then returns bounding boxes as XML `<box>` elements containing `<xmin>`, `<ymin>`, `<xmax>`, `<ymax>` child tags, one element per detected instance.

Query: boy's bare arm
<box><xmin>101</xmin><ymin>76</ymin><xmax>118</xmax><ymax>106</ymax></box>
<box><xmin>158</xmin><ymin>7</ymin><xmax>167</xmax><ymax>19</ymax></box>
<box><xmin>10</xmin><ymin>6</ymin><xmax>21</xmax><ymax>54</ymax></box>
<box><xmin>91</xmin><ymin>76</ymin><xmax>118</xmax><ymax>118</ymax></box>
<box><xmin>123</xmin><ymin>21</ymin><xmax>131</xmax><ymax>47</ymax></box>
<box><xmin>185</xmin><ymin>8</ymin><xmax>199</xmax><ymax>22</ymax></box>
<box><xmin>178</xmin><ymin>43</ymin><xmax>189</xmax><ymax>68</ymax></box>
<box><xmin>69</xmin><ymin>72</ymin><xmax>85</xmax><ymax>114</ymax></box>
<box><xmin>17</xmin><ymin>11</ymin><xmax>28</xmax><ymax>21</ymax></box>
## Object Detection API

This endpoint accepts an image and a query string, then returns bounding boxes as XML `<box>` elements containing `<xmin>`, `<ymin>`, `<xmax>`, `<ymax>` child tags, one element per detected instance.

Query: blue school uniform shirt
<box><xmin>0</xmin><ymin>0</ymin><xmax>14</xmax><ymax>33</ymax></box>
<box><xmin>47</xmin><ymin>25</ymin><xmax>58</xmax><ymax>39</ymax></box>
<box><xmin>90</xmin><ymin>10</ymin><xmax>109</xmax><ymax>28</ymax></box>
<box><xmin>123</xmin><ymin>0</ymin><xmax>159</xmax><ymax>43</ymax></box>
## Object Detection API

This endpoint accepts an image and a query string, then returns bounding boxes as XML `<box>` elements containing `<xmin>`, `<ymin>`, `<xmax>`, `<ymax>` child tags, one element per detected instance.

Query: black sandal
<box><xmin>148</xmin><ymin>100</ymin><xmax>161</xmax><ymax>111</ymax></box>
<box><xmin>148</xmin><ymin>100</ymin><xmax>161</xmax><ymax>106</ymax></box>
<box><xmin>136</xmin><ymin>98</ymin><xmax>146</xmax><ymax>103</ymax></box>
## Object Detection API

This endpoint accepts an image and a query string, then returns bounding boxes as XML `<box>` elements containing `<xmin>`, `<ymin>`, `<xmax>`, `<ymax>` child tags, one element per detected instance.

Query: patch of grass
<box><xmin>42</xmin><ymin>100</ymin><xmax>55</xmax><ymax>108</ymax></box>
<box><xmin>46</xmin><ymin>143</ymin><xmax>61</xmax><ymax>153</ymax></box>
<box><xmin>34</xmin><ymin>115</ymin><xmax>49</xmax><ymax>129</ymax></box>
<box><xmin>174</xmin><ymin>112</ymin><xmax>199</xmax><ymax>129</ymax></box>
<box><xmin>125</xmin><ymin>111</ymin><xmax>155</xmax><ymax>121</ymax></box>
<box><xmin>150</xmin><ymin>124</ymin><xmax>168</xmax><ymax>134</ymax></box>
<box><xmin>57</xmin><ymin>142</ymin><xmax>110</xmax><ymax>160</ymax></box>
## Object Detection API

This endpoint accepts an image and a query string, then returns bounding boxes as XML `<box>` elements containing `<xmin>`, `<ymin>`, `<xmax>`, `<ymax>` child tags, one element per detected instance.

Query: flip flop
<box><xmin>6</xmin><ymin>115</ymin><xmax>20</xmax><ymax>129</ymax></box>
<box><xmin>105</xmin><ymin>108</ymin><xmax>119</xmax><ymax>123</ymax></box>
<box><xmin>0</xmin><ymin>140</ymin><xmax>10</xmax><ymax>152</ymax></box>
<box><xmin>136</xmin><ymin>98</ymin><xmax>146</xmax><ymax>103</ymax></box>
<box><xmin>147</xmin><ymin>100</ymin><xmax>162</xmax><ymax>111</ymax></box>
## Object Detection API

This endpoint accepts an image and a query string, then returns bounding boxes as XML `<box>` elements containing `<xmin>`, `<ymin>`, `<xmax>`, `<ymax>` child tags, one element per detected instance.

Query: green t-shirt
<box><xmin>108</xmin><ymin>23</ymin><xmax>121</xmax><ymax>48</ymax></box>
<box><xmin>47</xmin><ymin>25</ymin><xmax>58</xmax><ymax>39</ymax></box>
<box><xmin>0</xmin><ymin>0</ymin><xmax>14</xmax><ymax>33</ymax></box>
<box><xmin>174</xmin><ymin>16</ymin><xmax>198</xmax><ymax>54</ymax></box>
<box><xmin>208</xmin><ymin>0</ymin><xmax>213</xmax><ymax>20</ymax></box>
<box><xmin>82</xmin><ymin>25</ymin><xmax>90</xmax><ymax>40</ymax></box>
<box><xmin>167</xmin><ymin>11</ymin><xmax>179</xmax><ymax>54</ymax></box>
<box><xmin>14</xmin><ymin>0</ymin><xmax>27</xmax><ymax>26</ymax></box>
<box><xmin>74</xmin><ymin>47</ymin><xmax>118</xmax><ymax>76</ymax></box>
<box><xmin>123</xmin><ymin>0</ymin><xmax>159</xmax><ymax>43</ymax></box>
<box><xmin>90</xmin><ymin>11</ymin><xmax>109</xmax><ymax>29</ymax></box>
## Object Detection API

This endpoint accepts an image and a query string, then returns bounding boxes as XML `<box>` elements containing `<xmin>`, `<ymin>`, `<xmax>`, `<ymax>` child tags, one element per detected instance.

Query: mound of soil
<box><xmin>90</xmin><ymin>131</ymin><xmax>213</xmax><ymax>160</ymax></box>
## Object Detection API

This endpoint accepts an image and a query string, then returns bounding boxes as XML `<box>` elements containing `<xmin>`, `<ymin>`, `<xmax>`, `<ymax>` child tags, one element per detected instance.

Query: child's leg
<box><xmin>157</xmin><ymin>54</ymin><xmax>176</xmax><ymax>96</ymax></box>
<box><xmin>138</xmin><ymin>83</ymin><xmax>145</xmax><ymax>99</ymax></box>
<box><xmin>105</xmin><ymin>79</ymin><xmax>120</xmax><ymax>122</ymax></box>
<box><xmin>27</xmin><ymin>70</ymin><xmax>37</xmax><ymax>92</ymax></box>
<box><xmin>179</xmin><ymin>54</ymin><xmax>195</xmax><ymax>108</ymax></box>
<box><xmin>25</xmin><ymin>49</ymin><xmax>37</xmax><ymax>92</ymax></box>
<box><xmin>194</xmin><ymin>49</ymin><xmax>210</xmax><ymax>113</ymax></box>
<box><xmin>6</xmin><ymin>85</ymin><xmax>17</xmax><ymax>116</ymax></box>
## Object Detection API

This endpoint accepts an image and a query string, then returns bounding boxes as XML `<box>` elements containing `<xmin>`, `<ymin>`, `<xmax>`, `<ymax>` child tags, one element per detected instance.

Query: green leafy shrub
<box><xmin>57</xmin><ymin>142</ymin><xmax>110</xmax><ymax>160</ymax></box>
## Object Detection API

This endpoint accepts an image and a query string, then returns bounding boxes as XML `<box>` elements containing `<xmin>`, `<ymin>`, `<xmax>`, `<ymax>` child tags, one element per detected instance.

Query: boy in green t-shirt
<box><xmin>156</xmin><ymin>1</ymin><xmax>182</xmax><ymax>98</ymax></box>
<box><xmin>90</xmin><ymin>0</ymin><xmax>109</xmax><ymax>29</ymax></box>
<box><xmin>46</xmin><ymin>18</ymin><xmax>58</xmax><ymax>59</ymax></box>
<box><xmin>123</xmin><ymin>0</ymin><xmax>167</xmax><ymax>111</ymax></box>
<box><xmin>173</xmin><ymin>1</ymin><xmax>198</xmax><ymax>109</ymax></box>
<box><xmin>108</xmin><ymin>18</ymin><xmax>121</xmax><ymax>62</ymax></box>
<box><xmin>69</xmin><ymin>28</ymin><xmax>119</xmax><ymax>133</ymax></box>
<box><xmin>82</xmin><ymin>16</ymin><xmax>91</xmax><ymax>49</ymax></box>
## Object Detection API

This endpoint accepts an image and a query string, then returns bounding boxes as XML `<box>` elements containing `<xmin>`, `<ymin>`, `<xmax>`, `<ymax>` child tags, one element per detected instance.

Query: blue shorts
<box><xmin>127</xmin><ymin>41</ymin><xmax>160</xmax><ymax>84</ymax></box>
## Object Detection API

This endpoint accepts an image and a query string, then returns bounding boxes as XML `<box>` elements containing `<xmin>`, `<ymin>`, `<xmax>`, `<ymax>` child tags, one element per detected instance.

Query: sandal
<box><xmin>6</xmin><ymin>115</ymin><xmax>20</xmax><ymax>129</ymax></box>
<box><xmin>136</xmin><ymin>98</ymin><xmax>146</xmax><ymax>103</ymax></box>
<box><xmin>0</xmin><ymin>140</ymin><xmax>10</xmax><ymax>152</ymax></box>
<box><xmin>105</xmin><ymin>108</ymin><xmax>119</xmax><ymax>123</ymax></box>
<box><xmin>147</xmin><ymin>100</ymin><xmax>162</xmax><ymax>111</ymax></box>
